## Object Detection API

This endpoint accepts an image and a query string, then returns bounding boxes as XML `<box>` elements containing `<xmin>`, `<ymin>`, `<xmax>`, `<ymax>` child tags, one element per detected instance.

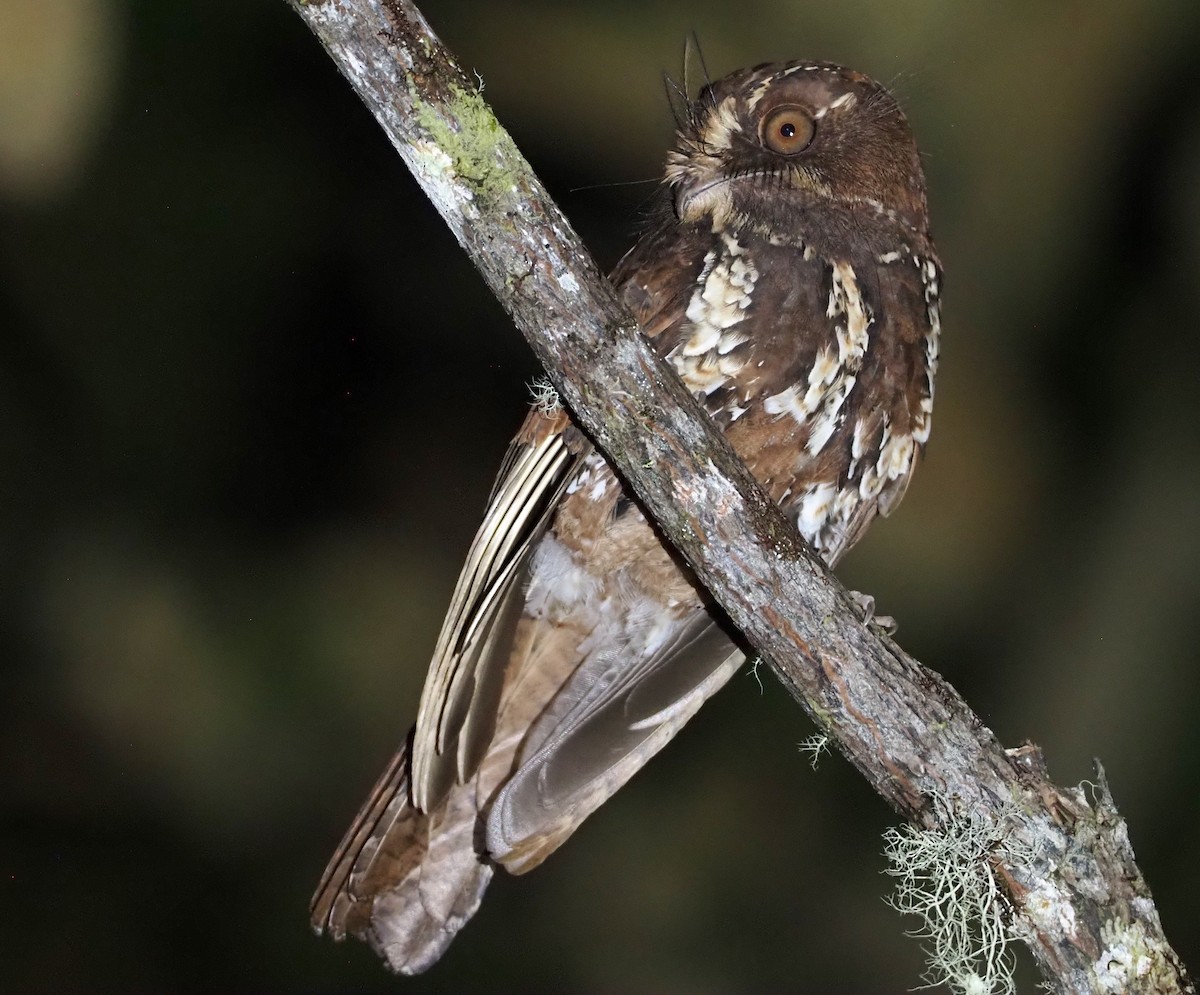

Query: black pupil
<box><xmin>780</xmin><ymin>122</ymin><xmax>796</xmax><ymax>139</ymax></box>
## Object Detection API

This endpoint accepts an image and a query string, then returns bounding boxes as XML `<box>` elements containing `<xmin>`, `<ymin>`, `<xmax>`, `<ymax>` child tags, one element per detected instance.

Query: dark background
<box><xmin>4</xmin><ymin>1</ymin><xmax>1199</xmax><ymax>991</ymax></box>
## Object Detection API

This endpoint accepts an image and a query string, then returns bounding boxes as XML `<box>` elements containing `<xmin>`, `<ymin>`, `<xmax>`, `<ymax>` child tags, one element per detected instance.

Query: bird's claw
<box><xmin>849</xmin><ymin>590</ymin><xmax>897</xmax><ymax>635</ymax></box>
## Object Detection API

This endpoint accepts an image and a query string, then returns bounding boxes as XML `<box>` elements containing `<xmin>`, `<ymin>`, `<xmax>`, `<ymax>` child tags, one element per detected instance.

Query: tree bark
<box><xmin>285</xmin><ymin>1</ymin><xmax>1193</xmax><ymax>991</ymax></box>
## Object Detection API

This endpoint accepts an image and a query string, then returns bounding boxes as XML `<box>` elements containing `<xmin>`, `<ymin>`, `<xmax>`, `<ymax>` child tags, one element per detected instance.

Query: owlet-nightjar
<box><xmin>311</xmin><ymin>59</ymin><xmax>941</xmax><ymax>974</ymax></box>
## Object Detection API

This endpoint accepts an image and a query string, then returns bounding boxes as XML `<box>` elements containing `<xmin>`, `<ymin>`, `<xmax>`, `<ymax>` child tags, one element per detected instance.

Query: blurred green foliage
<box><xmin>3</xmin><ymin>0</ymin><xmax>1199</xmax><ymax>990</ymax></box>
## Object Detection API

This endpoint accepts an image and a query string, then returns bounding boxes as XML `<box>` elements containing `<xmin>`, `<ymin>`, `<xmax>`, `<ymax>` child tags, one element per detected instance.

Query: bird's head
<box><xmin>666</xmin><ymin>62</ymin><xmax>931</xmax><ymax>246</ymax></box>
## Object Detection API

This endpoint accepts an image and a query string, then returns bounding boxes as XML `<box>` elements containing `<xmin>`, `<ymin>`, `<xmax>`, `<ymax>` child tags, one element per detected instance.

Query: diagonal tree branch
<box><xmin>286</xmin><ymin>1</ymin><xmax>1193</xmax><ymax>991</ymax></box>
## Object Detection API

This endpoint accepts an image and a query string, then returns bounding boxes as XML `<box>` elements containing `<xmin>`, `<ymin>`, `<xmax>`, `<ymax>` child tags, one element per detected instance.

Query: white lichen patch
<box><xmin>1094</xmin><ymin>919</ymin><xmax>1169</xmax><ymax>993</ymax></box>
<box><xmin>1022</xmin><ymin>878</ymin><xmax>1077</xmax><ymax>939</ymax></box>
<box><xmin>409</xmin><ymin>138</ymin><xmax>474</xmax><ymax>213</ymax></box>
<box><xmin>670</xmin><ymin>457</ymin><xmax>742</xmax><ymax>523</ymax></box>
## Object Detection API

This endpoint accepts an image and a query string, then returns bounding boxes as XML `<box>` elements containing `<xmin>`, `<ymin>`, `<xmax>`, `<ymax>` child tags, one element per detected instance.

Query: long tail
<box><xmin>309</xmin><ymin>735</ymin><xmax>493</xmax><ymax>975</ymax></box>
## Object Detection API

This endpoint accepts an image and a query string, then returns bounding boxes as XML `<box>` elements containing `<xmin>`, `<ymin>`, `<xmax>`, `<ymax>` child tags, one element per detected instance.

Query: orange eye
<box><xmin>760</xmin><ymin>105</ymin><xmax>814</xmax><ymax>155</ymax></box>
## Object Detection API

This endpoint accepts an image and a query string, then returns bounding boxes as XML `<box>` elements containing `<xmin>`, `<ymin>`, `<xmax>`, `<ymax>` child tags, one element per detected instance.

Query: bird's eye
<box><xmin>760</xmin><ymin>105</ymin><xmax>815</xmax><ymax>155</ymax></box>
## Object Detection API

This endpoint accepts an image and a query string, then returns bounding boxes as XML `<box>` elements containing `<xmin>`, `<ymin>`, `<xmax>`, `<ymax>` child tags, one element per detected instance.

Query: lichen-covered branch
<box><xmin>285</xmin><ymin>1</ymin><xmax>1193</xmax><ymax>991</ymax></box>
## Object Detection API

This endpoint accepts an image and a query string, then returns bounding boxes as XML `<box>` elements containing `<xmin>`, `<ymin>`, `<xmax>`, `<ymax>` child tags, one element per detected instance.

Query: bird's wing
<box><xmin>311</xmin><ymin>195</ymin><xmax>714</xmax><ymax>952</ymax></box>
<box><xmin>485</xmin><ymin>609</ymin><xmax>744</xmax><ymax>873</ymax></box>
<box><xmin>309</xmin><ymin>411</ymin><xmax>586</xmax><ymax>963</ymax></box>
<box><xmin>409</xmin><ymin>197</ymin><xmax>712</xmax><ymax>810</ymax></box>
<box><xmin>407</xmin><ymin>407</ymin><xmax>586</xmax><ymax>810</ymax></box>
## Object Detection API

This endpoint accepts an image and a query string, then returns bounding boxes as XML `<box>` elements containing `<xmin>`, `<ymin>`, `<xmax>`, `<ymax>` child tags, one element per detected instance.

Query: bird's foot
<box><xmin>849</xmin><ymin>590</ymin><xmax>897</xmax><ymax>636</ymax></box>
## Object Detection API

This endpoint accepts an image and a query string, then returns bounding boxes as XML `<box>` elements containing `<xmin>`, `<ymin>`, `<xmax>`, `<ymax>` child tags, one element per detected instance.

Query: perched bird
<box><xmin>311</xmin><ymin>59</ymin><xmax>941</xmax><ymax>974</ymax></box>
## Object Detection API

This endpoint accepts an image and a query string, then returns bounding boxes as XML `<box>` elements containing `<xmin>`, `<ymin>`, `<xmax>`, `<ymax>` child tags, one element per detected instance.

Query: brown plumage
<box><xmin>311</xmin><ymin>59</ymin><xmax>941</xmax><ymax>973</ymax></box>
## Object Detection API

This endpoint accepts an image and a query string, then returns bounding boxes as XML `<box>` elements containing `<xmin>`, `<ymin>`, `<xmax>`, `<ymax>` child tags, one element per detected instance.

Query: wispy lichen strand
<box><xmin>883</xmin><ymin>803</ymin><xmax>1035</xmax><ymax>995</ymax></box>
